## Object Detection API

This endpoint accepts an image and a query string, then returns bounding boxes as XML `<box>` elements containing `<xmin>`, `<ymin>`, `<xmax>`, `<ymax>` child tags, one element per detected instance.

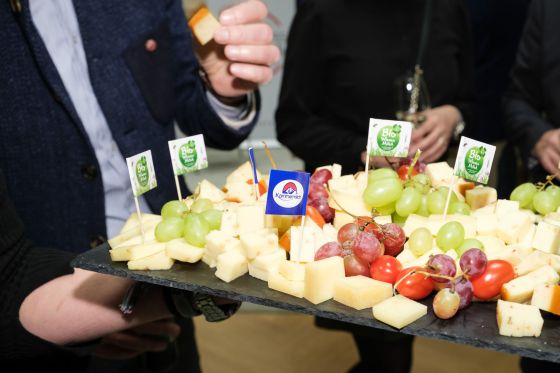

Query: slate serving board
<box><xmin>72</xmin><ymin>245</ymin><xmax>560</xmax><ymax>363</ymax></box>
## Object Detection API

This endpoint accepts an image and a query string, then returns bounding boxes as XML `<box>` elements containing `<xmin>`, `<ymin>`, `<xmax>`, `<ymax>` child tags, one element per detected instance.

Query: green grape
<box><xmin>510</xmin><ymin>183</ymin><xmax>537</xmax><ymax>209</ymax></box>
<box><xmin>533</xmin><ymin>191</ymin><xmax>558</xmax><ymax>215</ymax></box>
<box><xmin>375</xmin><ymin>202</ymin><xmax>396</xmax><ymax>215</ymax></box>
<box><xmin>392</xmin><ymin>212</ymin><xmax>407</xmax><ymax>226</ymax></box>
<box><xmin>184</xmin><ymin>213</ymin><xmax>210</xmax><ymax>247</ymax></box>
<box><xmin>427</xmin><ymin>191</ymin><xmax>446</xmax><ymax>214</ymax></box>
<box><xmin>368</xmin><ymin>168</ymin><xmax>399</xmax><ymax>183</ymax></box>
<box><xmin>161</xmin><ymin>200</ymin><xmax>189</xmax><ymax>219</ymax></box>
<box><xmin>416</xmin><ymin>194</ymin><xmax>430</xmax><ymax>217</ymax></box>
<box><xmin>363</xmin><ymin>177</ymin><xmax>403</xmax><ymax>208</ymax></box>
<box><xmin>395</xmin><ymin>187</ymin><xmax>422</xmax><ymax>217</ymax></box>
<box><xmin>190</xmin><ymin>198</ymin><xmax>214</xmax><ymax>214</ymax></box>
<box><xmin>200</xmin><ymin>209</ymin><xmax>223</xmax><ymax>231</ymax></box>
<box><xmin>411</xmin><ymin>173</ymin><xmax>431</xmax><ymax>194</ymax></box>
<box><xmin>448</xmin><ymin>202</ymin><xmax>471</xmax><ymax>215</ymax></box>
<box><xmin>545</xmin><ymin>185</ymin><xmax>560</xmax><ymax>207</ymax></box>
<box><xmin>436</xmin><ymin>221</ymin><xmax>465</xmax><ymax>251</ymax></box>
<box><xmin>437</xmin><ymin>187</ymin><xmax>459</xmax><ymax>204</ymax></box>
<box><xmin>409</xmin><ymin>227</ymin><xmax>433</xmax><ymax>256</ymax></box>
<box><xmin>155</xmin><ymin>217</ymin><xmax>185</xmax><ymax>242</ymax></box>
<box><xmin>456</xmin><ymin>238</ymin><xmax>484</xmax><ymax>256</ymax></box>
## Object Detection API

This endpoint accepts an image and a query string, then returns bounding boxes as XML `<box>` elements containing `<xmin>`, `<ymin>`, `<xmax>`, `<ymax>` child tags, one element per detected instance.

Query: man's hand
<box><xmin>94</xmin><ymin>319</ymin><xmax>180</xmax><ymax>360</ymax></box>
<box><xmin>194</xmin><ymin>0</ymin><xmax>280</xmax><ymax>99</ymax></box>
<box><xmin>409</xmin><ymin>105</ymin><xmax>461</xmax><ymax>163</ymax></box>
<box><xmin>533</xmin><ymin>129</ymin><xmax>560</xmax><ymax>175</ymax></box>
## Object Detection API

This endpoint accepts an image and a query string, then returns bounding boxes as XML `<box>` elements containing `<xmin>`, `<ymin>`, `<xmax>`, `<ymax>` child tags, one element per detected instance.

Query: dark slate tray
<box><xmin>72</xmin><ymin>245</ymin><xmax>560</xmax><ymax>363</ymax></box>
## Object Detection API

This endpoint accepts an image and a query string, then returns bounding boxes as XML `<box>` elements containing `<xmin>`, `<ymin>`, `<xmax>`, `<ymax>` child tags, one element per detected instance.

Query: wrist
<box><xmin>199</xmin><ymin>68</ymin><xmax>247</xmax><ymax>106</ymax></box>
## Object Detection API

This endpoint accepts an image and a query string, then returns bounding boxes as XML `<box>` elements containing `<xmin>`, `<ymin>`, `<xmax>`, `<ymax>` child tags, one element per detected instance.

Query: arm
<box><xmin>275</xmin><ymin>1</ymin><xmax>365</xmax><ymax>172</ymax></box>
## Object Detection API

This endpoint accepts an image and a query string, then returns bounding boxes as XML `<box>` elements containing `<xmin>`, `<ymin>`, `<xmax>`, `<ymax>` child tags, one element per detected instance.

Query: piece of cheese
<box><xmin>248</xmin><ymin>263</ymin><xmax>273</xmax><ymax>282</ymax></box>
<box><xmin>322</xmin><ymin>223</ymin><xmax>339</xmax><ymax>243</ymax></box>
<box><xmin>334</xmin><ymin>211</ymin><xmax>355</xmax><ymax>230</ymax></box>
<box><xmin>476</xmin><ymin>235</ymin><xmax>506</xmax><ymax>260</ymax></box>
<box><xmin>268</xmin><ymin>273</ymin><xmax>304</xmax><ymax>298</ymax></box>
<box><xmin>495</xmin><ymin>199</ymin><xmax>520</xmax><ymax>216</ymax></box>
<box><xmin>165</xmin><ymin>239</ymin><xmax>204</xmax><ymax>263</ymax></box>
<box><xmin>425</xmin><ymin>162</ymin><xmax>453</xmax><ymax>187</ymax></box>
<box><xmin>251</xmin><ymin>249</ymin><xmax>286</xmax><ymax>272</ymax></box>
<box><xmin>225</xmin><ymin>182</ymin><xmax>254</xmax><ymax>203</ymax></box>
<box><xmin>396</xmin><ymin>247</ymin><xmax>418</xmax><ymax>266</ymax></box>
<box><xmin>516</xmin><ymin>250</ymin><xmax>560</xmax><ymax>276</ymax></box>
<box><xmin>471</xmin><ymin>202</ymin><xmax>497</xmax><ymax>217</ymax></box>
<box><xmin>240</xmin><ymin>230</ymin><xmax>278</xmax><ymax>259</ymax></box>
<box><xmin>279</xmin><ymin>260</ymin><xmax>306</xmax><ymax>282</ymax></box>
<box><xmin>128</xmin><ymin>242</ymin><xmax>166</xmax><ymax>261</ymax></box>
<box><xmin>466</xmin><ymin>187</ymin><xmax>498</xmax><ymax>210</ymax></box>
<box><xmin>375</xmin><ymin>215</ymin><xmax>392</xmax><ymax>225</ymax></box>
<box><xmin>188</xmin><ymin>6</ymin><xmax>221</xmax><ymax>45</ymax></box>
<box><xmin>501</xmin><ymin>265</ymin><xmax>560</xmax><ymax>303</ymax></box>
<box><xmin>496</xmin><ymin>300</ymin><xmax>543</xmax><ymax>337</ymax></box>
<box><xmin>403</xmin><ymin>214</ymin><xmax>428</xmax><ymax>237</ymax></box>
<box><xmin>304</xmin><ymin>256</ymin><xmax>345</xmax><ymax>304</ymax></box>
<box><xmin>215</xmin><ymin>250</ymin><xmax>248</xmax><ymax>283</ymax></box>
<box><xmin>119</xmin><ymin>213</ymin><xmax>161</xmax><ymax>235</ymax></box>
<box><xmin>409</xmin><ymin>247</ymin><xmax>443</xmax><ymax>268</ymax></box>
<box><xmin>532</xmin><ymin>221</ymin><xmax>560</xmax><ymax>254</ymax></box>
<box><xmin>334</xmin><ymin>276</ymin><xmax>393</xmax><ymax>310</ymax></box>
<box><xmin>128</xmin><ymin>251</ymin><xmax>174</xmax><ymax>270</ymax></box>
<box><xmin>496</xmin><ymin>211</ymin><xmax>533</xmax><ymax>244</ymax></box>
<box><xmin>109</xmin><ymin>247</ymin><xmax>131</xmax><ymax>262</ymax></box>
<box><xmin>109</xmin><ymin>226</ymin><xmax>157</xmax><ymax>249</ymax></box>
<box><xmin>265</xmin><ymin>214</ymin><xmax>293</xmax><ymax>236</ymax></box>
<box><xmin>205</xmin><ymin>230</ymin><xmax>238</xmax><ymax>258</ymax></box>
<box><xmin>289</xmin><ymin>226</ymin><xmax>318</xmax><ymax>263</ymax></box>
<box><xmin>372</xmin><ymin>295</ymin><xmax>428</xmax><ymax>329</ymax></box>
<box><xmin>236</xmin><ymin>203</ymin><xmax>265</xmax><ymax>234</ymax></box>
<box><xmin>219</xmin><ymin>209</ymin><xmax>238</xmax><ymax>236</ymax></box>
<box><xmin>476</xmin><ymin>214</ymin><xmax>498</xmax><ymax>236</ymax></box>
<box><xmin>226</xmin><ymin>161</ymin><xmax>261</xmax><ymax>185</ymax></box>
<box><xmin>194</xmin><ymin>179</ymin><xmax>225</xmax><ymax>203</ymax></box>
<box><xmin>328</xmin><ymin>187</ymin><xmax>370</xmax><ymax>217</ymax></box>
<box><xmin>496</xmin><ymin>245</ymin><xmax>533</xmax><ymax>267</ymax></box>
<box><xmin>531</xmin><ymin>283</ymin><xmax>560</xmax><ymax>316</ymax></box>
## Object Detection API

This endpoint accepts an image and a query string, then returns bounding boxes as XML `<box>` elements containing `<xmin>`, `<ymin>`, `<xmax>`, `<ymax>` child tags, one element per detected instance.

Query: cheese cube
<box><xmin>495</xmin><ymin>199</ymin><xmax>520</xmax><ymax>216</ymax></box>
<box><xmin>268</xmin><ymin>273</ymin><xmax>304</xmax><ymax>298</ymax></box>
<box><xmin>128</xmin><ymin>242</ymin><xmax>166</xmax><ymax>261</ymax></box>
<box><xmin>188</xmin><ymin>6</ymin><xmax>221</xmax><ymax>45</ymax></box>
<box><xmin>240</xmin><ymin>230</ymin><xmax>278</xmax><ymax>259</ymax></box>
<box><xmin>251</xmin><ymin>249</ymin><xmax>286</xmax><ymax>272</ymax></box>
<box><xmin>449</xmin><ymin>214</ymin><xmax>477</xmax><ymax>238</ymax></box>
<box><xmin>496</xmin><ymin>212</ymin><xmax>533</xmax><ymax>244</ymax></box>
<box><xmin>403</xmin><ymin>214</ymin><xmax>428</xmax><ymax>237</ymax></box>
<box><xmin>289</xmin><ymin>226</ymin><xmax>318</xmax><ymax>263</ymax></box>
<box><xmin>194</xmin><ymin>179</ymin><xmax>225</xmax><ymax>203</ymax></box>
<box><xmin>109</xmin><ymin>219</ymin><xmax>160</xmax><ymax>248</ymax></box>
<box><xmin>334</xmin><ymin>276</ymin><xmax>393</xmax><ymax>310</ymax></box>
<box><xmin>322</xmin><ymin>223</ymin><xmax>338</xmax><ymax>243</ymax></box>
<box><xmin>472</xmin><ymin>202</ymin><xmax>497</xmax><ymax>216</ymax></box>
<box><xmin>425</xmin><ymin>162</ymin><xmax>453</xmax><ymax>187</ymax></box>
<box><xmin>202</xmin><ymin>253</ymin><xmax>217</xmax><ymax>268</ymax></box>
<box><xmin>375</xmin><ymin>215</ymin><xmax>392</xmax><ymax>225</ymax></box>
<box><xmin>372</xmin><ymin>295</ymin><xmax>428</xmax><ymax>329</ymax></box>
<box><xmin>532</xmin><ymin>222</ymin><xmax>560</xmax><ymax>254</ymax></box>
<box><xmin>466</xmin><ymin>187</ymin><xmax>497</xmax><ymax>210</ymax></box>
<box><xmin>531</xmin><ymin>283</ymin><xmax>560</xmax><ymax>316</ymax></box>
<box><xmin>226</xmin><ymin>161</ymin><xmax>262</xmax><ymax>185</ymax></box>
<box><xmin>328</xmin><ymin>188</ymin><xmax>370</xmax><ymax>217</ymax></box>
<box><xmin>476</xmin><ymin>236</ymin><xmax>506</xmax><ymax>260</ymax></box>
<box><xmin>304</xmin><ymin>256</ymin><xmax>345</xmax><ymax>304</ymax></box>
<box><xmin>248</xmin><ymin>263</ymin><xmax>273</xmax><ymax>282</ymax></box>
<box><xmin>334</xmin><ymin>211</ymin><xmax>355</xmax><ymax>230</ymax></box>
<box><xmin>516</xmin><ymin>250</ymin><xmax>560</xmax><ymax>276</ymax></box>
<box><xmin>496</xmin><ymin>245</ymin><xmax>533</xmax><ymax>267</ymax></box>
<box><xmin>119</xmin><ymin>213</ymin><xmax>161</xmax><ymax>235</ymax></box>
<box><xmin>110</xmin><ymin>228</ymin><xmax>157</xmax><ymax>249</ymax></box>
<box><xmin>109</xmin><ymin>247</ymin><xmax>131</xmax><ymax>262</ymax></box>
<box><xmin>396</xmin><ymin>247</ymin><xmax>417</xmax><ymax>266</ymax></box>
<box><xmin>236</xmin><ymin>203</ymin><xmax>265</xmax><ymax>234</ymax></box>
<box><xmin>215</xmin><ymin>251</ymin><xmax>248</xmax><ymax>283</ymax></box>
<box><xmin>476</xmin><ymin>214</ymin><xmax>498</xmax><ymax>236</ymax></box>
<box><xmin>501</xmin><ymin>265</ymin><xmax>560</xmax><ymax>303</ymax></box>
<box><xmin>206</xmin><ymin>231</ymin><xmax>238</xmax><ymax>257</ymax></box>
<box><xmin>496</xmin><ymin>300</ymin><xmax>543</xmax><ymax>337</ymax></box>
<box><xmin>518</xmin><ymin>224</ymin><xmax>536</xmax><ymax>249</ymax></box>
<box><xmin>332</xmin><ymin>163</ymin><xmax>342</xmax><ymax>179</ymax></box>
<box><xmin>279</xmin><ymin>260</ymin><xmax>306</xmax><ymax>281</ymax></box>
<box><xmin>265</xmin><ymin>214</ymin><xmax>293</xmax><ymax>236</ymax></box>
<box><xmin>128</xmin><ymin>251</ymin><xmax>174</xmax><ymax>270</ymax></box>
<box><xmin>165</xmin><ymin>239</ymin><xmax>204</xmax><ymax>263</ymax></box>
<box><xmin>220</xmin><ymin>210</ymin><xmax>238</xmax><ymax>236</ymax></box>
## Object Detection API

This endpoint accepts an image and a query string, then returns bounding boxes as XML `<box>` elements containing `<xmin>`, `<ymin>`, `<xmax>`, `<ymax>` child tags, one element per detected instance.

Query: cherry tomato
<box><xmin>470</xmin><ymin>260</ymin><xmax>515</xmax><ymax>300</ymax></box>
<box><xmin>395</xmin><ymin>266</ymin><xmax>434</xmax><ymax>300</ymax></box>
<box><xmin>397</xmin><ymin>165</ymin><xmax>418</xmax><ymax>181</ymax></box>
<box><xmin>370</xmin><ymin>255</ymin><xmax>403</xmax><ymax>284</ymax></box>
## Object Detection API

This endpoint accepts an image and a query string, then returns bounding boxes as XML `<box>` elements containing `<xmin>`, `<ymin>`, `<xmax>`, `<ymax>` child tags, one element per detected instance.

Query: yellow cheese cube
<box><xmin>226</xmin><ymin>161</ymin><xmax>261</xmax><ymax>185</ymax></box>
<box><xmin>466</xmin><ymin>187</ymin><xmax>498</xmax><ymax>210</ymax></box>
<box><xmin>515</xmin><ymin>250</ymin><xmax>560</xmax><ymax>276</ymax></box>
<box><xmin>532</xmin><ymin>221</ymin><xmax>560</xmax><ymax>254</ymax></box>
<box><xmin>289</xmin><ymin>226</ymin><xmax>318</xmax><ymax>263</ymax></box>
<box><xmin>128</xmin><ymin>251</ymin><xmax>174</xmax><ymax>270</ymax></box>
<box><xmin>471</xmin><ymin>202</ymin><xmax>497</xmax><ymax>216</ymax></box>
<box><xmin>372</xmin><ymin>295</ymin><xmax>428</xmax><ymax>329</ymax></box>
<box><xmin>165</xmin><ymin>239</ymin><xmax>204</xmax><ymax>263</ymax></box>
<box><xmin>188</xmin><ymin>6</ymin><xmax>221</xmax><ymax>45</ymax></box>
<box><xmin>109</xmin><ymin>247</ymin><xmax>131</xmax><ymax>262</ymax></box>
<box><xmin>248</xmin><ymin>263</ymin><xmax>273</xmax><ymax>282</ymax></box>
<box><xmin>236</xmin><ymin>203</ymin><xmax>265</xmax><ymax>234</ymax></box>
<box><xmin>279</xmin><ymin>260</ymin><xmax>306</xmax><ymax>282</ymax></box>
<box><xmin>215</xmin><ymin>251</ymin><xmax>248</xmax><ymax>283</ymax></box>
<box><xmin>251</xmin><ymin>250</ymin><xmax>286</xmax><ymax>272</ymax></box>
<box><xmin>322</xmin><ymin>223</ymin><xmax>339</xmax><ymax>243</ymax></box>
<box><xmin>403</xmin><ymin>214</ymin><xmax>428</xmax><ymax>237</ymax></box>
<box><xmin>219</xmin><ymin>210</ymin><xmax>238</xmax><ymax>236</ymax></box>
<box><xmin>501</xmin><ymin>265</ymin><xmax>559</xmax><ymax>303</ymax></box>
<box><xmin>375</xmin><ymin>215</ymin><xmax>392</xmax><ymax>225</ymax></box>
<box><xmin>334</xmin><ymin>276</ymin><xmax>393</xmax><ymax>310</ymax></box>
<box><xmin>194</xmin><ymin>179</ymin><xmax>225</xmax><ymax>203</ymax></box>
<box><xmin>268</xmin><ymin>273</ymin><xmax>304</xmax><ymax>298</ymax></box>
<box><xmin>334</xmin><ymin>211</ymin><xmax>355</xmax><ymax>230</ymax></box>
<box><xmin>495</xmin><ymin>199</ymin><xmax>520</xmax><ymax>216</ymax></box>
<box><xmin>396</xmin><ymin>247</ymin><xmax>418</xmax><ymax>266</ymax></box>
<box><xmin>328</xmin><ymin>188</ymin><xmax>370</xmax><ymax>217</ymax></box>
<box><xmin>128</xmin><ymin>242</ymin><xmax>166</xmax><ymax>261</ymax></box>
<box><xmin>425</xmin><ymin>162</ymin><xmax>453</xmax><ymax>187</ymax></box>
<box><xmin>205</xmin><ymin>231</ymin><xmax>239</xmax><ymax>258</ymax></box>
<box><xmin>531</xmin><ymin>283</ymin><xmax>560</xmax><ymax>316</ymax></box>
<box><xmin>476</xmin><ymin>214</ymin><xmax>498</xmax><ymax>236</ymax></box>
<box><xmin>476</xmin><ymin>235</ymin><xmax>506</xmax><ymax>260</ymax></box>
<box><xmin>304</xmin><ymin>256</ymin><xmax>345</xmax><ymax>304</ymax></box>
<box><xmin>497</xmin><ymin>212</ymin><xmax>533</xmax><ymax>244</ymax></box>
<box><xmin>240</xmin><ymin>230</ymin><xmax>279</xmax><ymax>259</ymax></box>
<box><xmin>119</xmin><ymin>213</ymin><xmax>161</xmax><ymax>234</ymax></box>
<box><xmin>496</xmin><ymin>300</ymin><xmax>543</xmax><ymax>337</ymax></box>
<box><xmin>496</xmin><ymin>245</ymin><xmax>533</xmax><ymax>267</ymax></box>
<box><xmin>109</xmin><ymin>221</ymin><xmax>159</xmax><ymax>248</ymax></box>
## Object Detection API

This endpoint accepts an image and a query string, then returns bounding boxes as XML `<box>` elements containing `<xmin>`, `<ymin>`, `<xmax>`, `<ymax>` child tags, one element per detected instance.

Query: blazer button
<box><xmin>145</xmin><ymin>39</ymin><xmax>157</xmax><ymax>52</ymax></box>
<box><xmin>89</xmin><ymin>235</ymin><xmax>106</xmax><ymax>249</ymax></box>
<box><xmin>81</xmin><ymin>164</ymin><xmax>98</xmax><ymax>180</ymax></box>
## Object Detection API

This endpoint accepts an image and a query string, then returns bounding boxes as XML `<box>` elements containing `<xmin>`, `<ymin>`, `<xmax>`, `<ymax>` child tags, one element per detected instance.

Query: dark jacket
<box><xmin>0</xmin><ymin>0</ymin><xmax>257</xmax><ymax>253</ymax></box>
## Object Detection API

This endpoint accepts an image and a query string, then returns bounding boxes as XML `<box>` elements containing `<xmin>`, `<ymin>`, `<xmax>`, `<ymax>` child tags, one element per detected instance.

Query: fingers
<box><xmin>225</xmin><ymin>44</ymin><xmax>280</xmax><ymax>65</ymax></box>
<box><xmin>230</xmin><ymin>63</ymin><xmax>273</xmax><ymax>84</ymax></box>
<box><xmin>411</xmin><ymin>116</ymin><xmax>437</xmax><ymax>142</ymax></box>
<box><xmin>219</xmin><ymin>0</ymin><xmax>268</xmax><ymax>26</ymax></box>
<box><xmin>214</xmin><ymin>24</ymin><xmax>273</xmax><ymax>45</ymax></box>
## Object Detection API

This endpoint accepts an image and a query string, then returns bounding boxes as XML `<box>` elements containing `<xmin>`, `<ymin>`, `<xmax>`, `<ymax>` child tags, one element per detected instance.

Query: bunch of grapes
<box><xmin>155</xmin><ymin>198</ymin><xmax>222</xmax><ymax>247</ymax></box>
<box><xmin>510</xmin><ymin>181</ymin><xmax>560</xmax><ymax>215</ymax></box>
<box><xmin>308</xmin><ymin>169</ymin><xmax>335</xmax><ymax>223</ymax></box>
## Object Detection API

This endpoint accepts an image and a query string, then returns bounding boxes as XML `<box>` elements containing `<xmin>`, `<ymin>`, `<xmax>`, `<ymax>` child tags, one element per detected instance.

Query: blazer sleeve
<box><xmin>275</xmin><ymin>1</ymin><xmax>366</xmax><ymax>172</ymax></box>
<box><xmin>164</xmin><ymin>0</ymin><xmax>258</xmax><ymax>150</ymax></box>
<box><xmin>503</xmin><ymin>0</ymin><xmax>552</xmax><ymax>162</ymax></box>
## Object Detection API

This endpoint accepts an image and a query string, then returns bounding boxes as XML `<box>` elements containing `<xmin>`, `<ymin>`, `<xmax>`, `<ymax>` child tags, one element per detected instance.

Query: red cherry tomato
<box><xmin>470</xmin><ymin>260</ymin><xmax>515</xmax><ymax>300</ymax></box>
<box><xmin>370</xmin><ymin>255</ymin><xmax>403</xmax><ymax>284</ymax></box>
<box><xmin>397</xmin><ymin>165</ymin><xmax>418</xmax><ymax>181</ymax></box>
<box><xmin>395</xmin><ymin>266</ymin><xmax>434</xmax><ymax>300</ymax></box>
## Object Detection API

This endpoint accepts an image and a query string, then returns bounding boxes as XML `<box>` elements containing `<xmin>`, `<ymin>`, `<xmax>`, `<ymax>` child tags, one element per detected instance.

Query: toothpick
<box><xmin>298</xmin><ymin>215</ymin><xmax>306</xmax><ymax>262</ymax></box>
<box><xmin>442</xmin><ymin>175</ymin><xmax>457</xmax><ymax>221</ymax></box>
<box><xmin>134</xmin><ymin>196</ymin><xmax>145</xmax><ymax>243</ymax></box>
<box><xmin>248</xmin><ymin>147</ymin><xmax>259</xmax><ymax>201</ymax></box>
<box><xmin>364</xmin><ymin>139</ymin><xmax>372</xmax><ymax>189</ymax></box>
<box><xmin>174</xmin><ymin>175</ymin><xmax>182</xmax><ymax>201</ymax></box>
<box><xmin>262</xmin><ymin>141</ymin><xmax>278</xmax><ymax>169</ymax></box>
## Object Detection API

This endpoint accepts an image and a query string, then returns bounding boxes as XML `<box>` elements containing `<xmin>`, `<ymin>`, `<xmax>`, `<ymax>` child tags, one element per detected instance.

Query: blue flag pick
<box><xmin>265</xmin><ymin>170</ymin><xmax>310</xmax><ymax>216</ymax></box>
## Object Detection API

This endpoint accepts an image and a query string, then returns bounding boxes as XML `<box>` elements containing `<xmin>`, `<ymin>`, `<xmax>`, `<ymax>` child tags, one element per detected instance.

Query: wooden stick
<box><xmin>298</xmin><ymin>215</ymin><xmax>306</xmax><ymax>262</ymax></box>
<box><xmin>442</xmin><ymin>175</ymin><xmax>457</xmax><ymax>221</ymax></box>
<box><xmin>262</xmin><ymin>141</ymin><xmax>278</xmax><ymax>170</ymax></box>
<box><xmin>174</xmin><ymin>175</ymin><xmax>182</xmax><ymax>201</ymax></box>
<box><xmin>134</xmin><ymin>196</ymin><xmax>145</xmax><ymax>243</ymax></box>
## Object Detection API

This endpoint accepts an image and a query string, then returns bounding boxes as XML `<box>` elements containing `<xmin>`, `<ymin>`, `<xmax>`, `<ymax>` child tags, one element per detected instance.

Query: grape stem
<box><xmin>393</xmin><ymin>269</ymin><xmax>456</xmax><ymax>296</ymax></box>
<box><xmin>407</xmin><ymin>149</ymin><xmax>423</xmax><ymax>179</ymax></box>
<box><xmin>536</xmin><ymin>173</ymin><xmax>559</xmax><ymax>191</ymax></box>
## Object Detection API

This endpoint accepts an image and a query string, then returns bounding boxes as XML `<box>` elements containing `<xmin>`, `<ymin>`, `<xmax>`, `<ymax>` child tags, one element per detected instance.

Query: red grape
<box><xmin>446</xmin><ymin>276</ymin><xmax>474</xmax><ymax>310</ymax></box>
<box><xmin>433</xmin><ymin>288</ymin><xmax>460</xmax><ymax>319</ymax></box>
<box><xmin>338</xmin><ymin>223</ymin><xmax>359</xmax><ymax>244</ymax></box>
<box><xmin>426</xmin><ymin>254</ymin><xmax>457</xmax><ymax>283</ymax></box>
<box><xmin>308</xmin><ymin>183</ymin><xmax>329</xmax><ymax>201</ymax></box>
<box><xmin>311</xmin><ymin>169</ymin><xmax>333</xmax><ymax>186</ymax></box>
<box><xmin>309</xmin><ymin>197</ymin><xmax>335</xmax><ymax>223</ymax></box>
<box><xmin>380</xmin><ymin>223</ymin><xmax>405</xmax><ymax>256</ymax></box>
<box><xmin>315</xmin><ymin>241</ymin><xmax>344</xmax><ymax>261</ymax></box>
<box><xmin>343</xmin><ymin>254</ymin><xmax>370</xmax><ymax>277</ymax></box>
<box><xmin>459</xmin><ymin>248</ymin><xmax>488</xmax><ymax>278</ymax></box>
<box><xmin>352</xmin><ymin>231</ymin><xmax>384</xmax><ymax>264</ymax></box>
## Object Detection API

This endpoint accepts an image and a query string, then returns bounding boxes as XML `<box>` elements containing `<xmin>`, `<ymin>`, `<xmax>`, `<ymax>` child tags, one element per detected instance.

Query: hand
<box><xmin>409</xmin><ymin>105</ymin><xmax>461</xmax><ymax>163</ymax></box>
<box><xmin>195</xmin><ymin>0</ymin><xmax>281</xmax><ymax>99</ymax></box>
<box><xmin>533</xmin><ymin>129</ymin><xmax>560</xmax><ymax>175</ymax></box>
<box><xmin>94</xmin><ymin>319</ymin><xmax>180</xmax><ymax>360</ymax></box>
<box><xmin>360</xmin><ymin>152</ymin><xmax>400</xmax><ymax>169</ymax></box>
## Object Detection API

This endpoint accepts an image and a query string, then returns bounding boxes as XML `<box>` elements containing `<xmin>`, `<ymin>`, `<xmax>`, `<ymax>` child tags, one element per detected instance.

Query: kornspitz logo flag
<box><xmin>265</xmin><ymin>170</ymin><xmax>310</xmax><ymax>216</ymax></box>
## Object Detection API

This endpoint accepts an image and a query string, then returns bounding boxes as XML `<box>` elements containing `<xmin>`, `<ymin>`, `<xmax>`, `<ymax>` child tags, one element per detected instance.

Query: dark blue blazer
<box><xmin>0</xmin><ymin>0</ymin><xmax>258</xmax><ymax>253</ymax></box>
